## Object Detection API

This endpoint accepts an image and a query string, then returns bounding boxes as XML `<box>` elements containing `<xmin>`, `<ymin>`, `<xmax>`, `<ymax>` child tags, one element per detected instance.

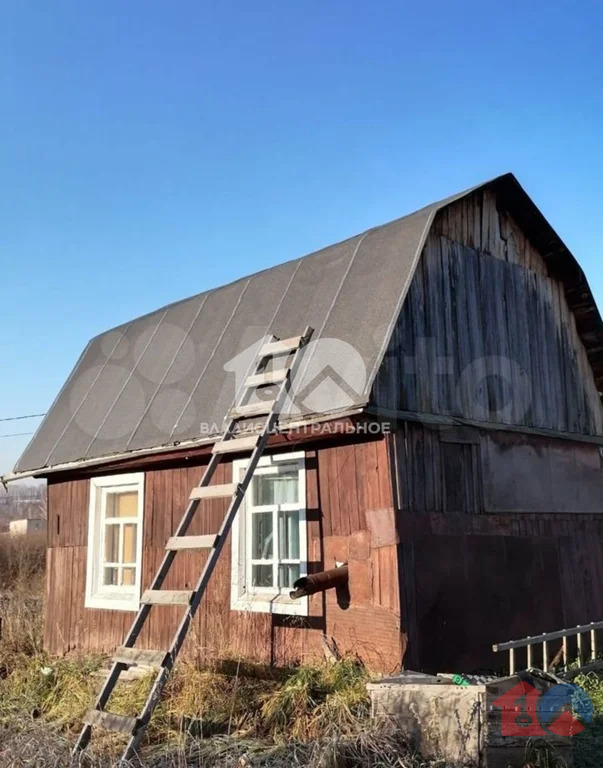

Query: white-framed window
<box><xmin>85</xmin><ymin>472</ymin><xmax>144</xmax><ymax>612</ymax></box>
<box><xmin>231</xmin><ymin>452</ymin><xmax>308</xmax><ymax>616</ymax></box>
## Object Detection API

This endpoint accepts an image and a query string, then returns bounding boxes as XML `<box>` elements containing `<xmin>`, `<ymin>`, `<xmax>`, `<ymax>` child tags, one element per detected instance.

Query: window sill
<box><xmin>231</xmin><ymin>592</ymin><xmax>308</xmax><ymax>616</ymax></box>
<box><xmin>85</xmin><ymin>593</ymin><xmax>140</xmax><ymax>612</ymax></box>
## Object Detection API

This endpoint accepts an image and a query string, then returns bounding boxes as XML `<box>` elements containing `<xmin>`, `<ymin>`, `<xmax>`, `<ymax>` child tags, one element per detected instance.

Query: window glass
<box><xmin>244</xmin><ymin>459</ymin><xmax>304</xmax><ymax>598</ymax></box>
<box><xmin>104</xmin><ymin>566</ymin><xmax>119</xmax><ymax>586</ymax></box>
<box><xmin>104</xmin><ymin>525</ymin><xmax>120</xmax><ymax>563</ymax></box>
<box><xmin>106</xmin><ymin>491</ymin><xmax>138</xmax><ymax>518</ymax></box>
<box><xmin>252</xmin><ymin>469</ymin><xmax>298</xmax><ymax>505</ymax></box>
<box><xmin>278</xmin><ymin>563</ymin><xmax>300</xmax><ymax>588</ymax></box>
<box><xmin>251</xmin><ymin>512</ymin><xmax>273</xmax><ymax>559</ymax></box>
<box><xmin>123</xmin><ymin>523</ymin><xmax>137</xmax><ymax>564</ymax></box>
<box><xmin>252</xmin><ymin>564</ymin><xmax>273</xmax><ymax>587</ymax></box>
<box><xmin>232</xmin><ymin>455</ymin><xmax>308</xmax><ymax>614</ymax></box>
<box><xmin>278</xmin><ymin>510</ymin><xmax>300</xmax><ymax>560</ymax></box>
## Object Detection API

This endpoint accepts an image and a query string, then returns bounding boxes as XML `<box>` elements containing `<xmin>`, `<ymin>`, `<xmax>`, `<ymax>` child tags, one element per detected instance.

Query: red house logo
<box><xmin>493</xmin><ymin>680</ymin><xmax>591</xmax><ymax>737</ymax></box>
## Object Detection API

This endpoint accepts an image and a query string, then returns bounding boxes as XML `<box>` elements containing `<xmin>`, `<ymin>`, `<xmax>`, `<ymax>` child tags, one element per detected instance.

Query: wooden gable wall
<box><xmin>372</xmin><ymin>188</ymin><xmax>603</xmax><ymax>436</ymax></box>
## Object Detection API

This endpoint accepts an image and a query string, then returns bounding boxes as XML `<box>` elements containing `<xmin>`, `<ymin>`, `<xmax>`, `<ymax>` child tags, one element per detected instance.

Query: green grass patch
<box><xmin>572</xmin><ymin>671</ymin><xmax>603</xmax><ymax>768</ymax></box>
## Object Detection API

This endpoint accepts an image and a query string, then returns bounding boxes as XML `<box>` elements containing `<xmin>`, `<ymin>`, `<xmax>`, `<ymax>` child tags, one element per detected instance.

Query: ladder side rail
<box><xmin>122</xmin><ymin>328</ymin><xmax>312</xmax><ymax>759</ymax></box>
<box><xmin>223</xmin><ymin>334</ymin><xmax>278</xmax><ymax>421</ymax></box>
<box><xmin>164</xmin><ymin>327</ymin><xmax>312</xmax><ymax>661</ymax></box>
<box><xmin>76</xmin><ymin>327</ymin><xmax>313</xmax><ymax>759</ymax></box>
<box><xmin>73</xmin><ymin>662</ymin><xmax>124</xmax><ymax>751</ymax></box>
<box><xmin>123</xmin><ymin>429</ymin><xmax>270</xmax><ymax>759</ymax></box>
<box><xmin>493</xmin><ymin>620</ymin><xmax>603</xmax><ymax>653</ymax></box>
<box><xmin>79</xmin><ymin>341</ymin><xmax>263</xmax><ymax>674</ymax></box>
<box><xmin>74</xmin><ymin>438</ymin><xmax>237</xmax><ymax>750</ymax></box>
<box><xmin>77</xmin><ymin>338</ymin><xmax>273</xmax><ymax>750</ymax></box>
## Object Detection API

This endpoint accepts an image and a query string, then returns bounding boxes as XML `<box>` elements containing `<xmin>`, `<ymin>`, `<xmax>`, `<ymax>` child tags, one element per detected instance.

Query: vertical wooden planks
<box><xmin>333</xmin><ymin>444</ymin><xmax>353</xmax><ymax>537</ymax></box>
<box><xmin>317</xmin><ymin>447</ymin><xmax>332</xmax><ymax>537</ymax></box>
<box><xmin>372</xmin><ymin>198</ymin><xmax>602</xmax><ymax>436</ymax></box>
<box><xmin>44</xmin><ymin>435</ymin><xmax>403</xmax><ymax>671</ymax></box>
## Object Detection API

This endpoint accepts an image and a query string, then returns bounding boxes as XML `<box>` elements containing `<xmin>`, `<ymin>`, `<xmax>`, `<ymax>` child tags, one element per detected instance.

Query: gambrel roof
<box><xmin>8</xmin><ymin>173</ymin><xmax>602</xmax><ymax>479</ymax></box>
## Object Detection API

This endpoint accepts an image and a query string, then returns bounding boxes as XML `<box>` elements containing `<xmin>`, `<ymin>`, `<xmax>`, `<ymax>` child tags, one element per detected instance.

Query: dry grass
<box><xmin>259</xmin><ymin>661</ymin><xmax>370</xmax><ymax>741</ymax></box>
<box><xmin>0</xmin><ymin>720</ymin><xmax>436</xmax><ymax>768</ymax></box>
<box><xmin>0</xmin><ymin>655</ymin><xmax>371</xmax><ymax>749</ymax></box>
<box><xmin>0</xmin><ymin>653</ymin><xmax>425</xmax><ymax>767</ymax></box>
<box><xmin>0</xmin><ymin>535</ymin><xmax>389</xmax><ymax>765</ymax></box>
<box><xmin>0</xmin><ymin>532</ymin><xmax>46</xmax><ymax>589</ymax></box>
<box><xmin>0</xmin><ymin>532</ymin><xmax>45</xmax><ymax>658</ymax></box>
<box><xmin>2</xmin><ymin>535</ymin><xmax>601</xmax><ymax>767</ymax></box>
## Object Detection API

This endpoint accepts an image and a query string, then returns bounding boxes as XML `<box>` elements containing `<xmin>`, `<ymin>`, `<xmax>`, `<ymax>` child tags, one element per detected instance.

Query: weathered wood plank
<box><xmin>373</xmin><ymin>214</ymin><xmax>602</xmax><ymax>436</ymax></box>
<box><xmin>230</xmin><ymin>401</ymin><xmax>275</xmax><ymax>419</ymax></box>
<box><xmin>84</xmin><ymin>710</ymin><xmax>138</xmax><ymax>734</ymax></box>
<box><xmin>141</xmin><ymin>590</ymin><xmax>193</xmax><ymax>606</ymax></box>
<box><xmin>259</xmin><ymin>336</ymin><xmax>303</xmax><ymax>356</ymax></box>
<box><xmin>212</xmin><ymin>435</ymin><xmax>258</xmax><ymax>455</ymax></box>
<box><xmin>245</xmin><ymin>368</ymin><xmax>289</xmax><ymax>387</ymax></box>
<box><xmin>114</xmin><ymin>647</ymin><xmax>168</xmax><ymax>668</ymax></box>
<box><xmin>165</xmin><ymin>534</ymin><xmax>218</xmax><ymax>550</ymax></box>
<box><xmin>189</xmin><ymin>483</ymin><xmax>236</xmax><ymax>500</ymax></box>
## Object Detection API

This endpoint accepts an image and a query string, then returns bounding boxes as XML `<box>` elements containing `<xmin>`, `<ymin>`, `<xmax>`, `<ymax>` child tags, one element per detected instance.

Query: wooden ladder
<box><xmin>73</xmin><ymin>326</ymin><xmax>314</xmax><ymax>763</ymax></box>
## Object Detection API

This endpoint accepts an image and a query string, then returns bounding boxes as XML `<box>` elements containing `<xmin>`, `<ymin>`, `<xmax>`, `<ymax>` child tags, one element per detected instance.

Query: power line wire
<box><xmin>0</xmin><ymin>432</ymin><xmax>35</xmax><ymax>439</ymax></box>
<box><xmin>0</xmin><ymin>413</ymin><xmax>46</xmax><ymax>423</ymax></box>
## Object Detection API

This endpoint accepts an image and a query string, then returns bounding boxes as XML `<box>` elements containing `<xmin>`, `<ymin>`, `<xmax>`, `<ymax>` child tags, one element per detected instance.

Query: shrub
<box><xmin>260</xmin><ymin>659</ymin><xmax>370</xmax><ymax>741</ymax></box>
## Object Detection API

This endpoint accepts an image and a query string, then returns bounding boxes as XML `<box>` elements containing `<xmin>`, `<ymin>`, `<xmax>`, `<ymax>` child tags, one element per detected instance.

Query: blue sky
<box><xmin>1</xmin><ymin>0</ymin><xmax>602</xmax><ymax>474</ymax></box>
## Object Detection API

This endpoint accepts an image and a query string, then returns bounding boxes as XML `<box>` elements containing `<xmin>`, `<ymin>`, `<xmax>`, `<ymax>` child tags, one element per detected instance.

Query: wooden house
<box><xmin>6</xmin><ymin>173</ymin><xmax>603</xmax><ymax>675</ymax></box>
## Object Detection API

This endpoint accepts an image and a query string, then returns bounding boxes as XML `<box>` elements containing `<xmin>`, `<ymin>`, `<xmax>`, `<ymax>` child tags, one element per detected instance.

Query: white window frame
<box><xmin>231</xmin><ymin>452</ymin><xmax>308</xmax><ymax>616</ymax></box>
<box><xmin>85</xmin><ymin>472</ymin><xmax>144</xmax><ymax>612</ymax></box>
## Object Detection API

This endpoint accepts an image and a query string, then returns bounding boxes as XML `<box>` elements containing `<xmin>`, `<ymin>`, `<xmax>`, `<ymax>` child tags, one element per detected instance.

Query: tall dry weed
<box><xmin>0</xmin><ymin>533</ymin><xmax>45</xmax><ymax>658</ymax></box>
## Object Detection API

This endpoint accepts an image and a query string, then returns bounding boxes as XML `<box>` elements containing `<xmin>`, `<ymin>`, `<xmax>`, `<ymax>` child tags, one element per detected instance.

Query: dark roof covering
<box><xmin>9</xmin><ymin>173</ymin><xmax>603</xmax><ymax>478</ymax></box>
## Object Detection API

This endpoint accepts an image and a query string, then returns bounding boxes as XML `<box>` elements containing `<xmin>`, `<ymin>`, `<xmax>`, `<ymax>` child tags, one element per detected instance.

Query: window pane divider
<box><xmin>272</xmin><ymin>504</ymin><xmax>280</xmax><ymax>590</ymax></box>
<box><xmin>276</xmin><ymin>503</ymin><xmax>301</xmax><ymax>512</ymax></box>
<box><xmin>118</xmin><ymin>525</ymin><xmax>124</xmax><ymax>585</ymax></box>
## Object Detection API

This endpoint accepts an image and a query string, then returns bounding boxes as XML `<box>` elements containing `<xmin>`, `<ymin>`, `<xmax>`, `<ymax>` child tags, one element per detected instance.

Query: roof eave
<box><xmin>1</xmin><ymin>405</ymin><xmax>368</xmax><ymax>484</ymax></box>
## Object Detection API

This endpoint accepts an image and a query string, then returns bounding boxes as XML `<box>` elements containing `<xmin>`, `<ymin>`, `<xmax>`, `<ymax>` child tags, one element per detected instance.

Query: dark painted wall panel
<box><xmin>392</xmin><ymin>423</ymin><xmax>603</xmax><ymax>673</ymax></box>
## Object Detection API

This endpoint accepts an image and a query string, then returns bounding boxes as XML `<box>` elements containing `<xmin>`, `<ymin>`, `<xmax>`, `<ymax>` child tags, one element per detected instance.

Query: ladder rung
<box><xmin>84</xmin><ymin>709</ymin><xmax>138</xmax><ymax>735</ymax></box>
<box><xmin>259</xmin><ymin>335</ymin><xmax>303</xmax><ymax>356</ymax></box>
<box><xmin>141</xmin><ymin>590</ymin><xmax>193</xmax><ymax>606</ymax></box>
<box><xmin>230</xmin><ymin>400</ymin><xmax>276</xmax><ymax>419</ymax></box>
<box><xmin>212</xmin><ymin>434</ymin><xmax>258</xmax><ymax>454</ymax></box>
<box><xmin>114</xmin><ymin>647</ymin><xmax>168</xmax><ymax>668</ymax></box>
<box><xmin>73</xmin><ymin>329</ymin><xmax>315</xmax><ymax>763</ymax></box>
<box><xmin>189</xmin><ymin>483</ymin><xmax>237</xmax><ymax>500</ymax></box>
<box><xmin>245</xmin><ymin>368</ymin><xmax>289</xmax><ymax>387</ymax></box>
<box><xmin>166</xmin><ymin>534</ymin><xmax>218</xmax><ymax>550</ymax></box>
